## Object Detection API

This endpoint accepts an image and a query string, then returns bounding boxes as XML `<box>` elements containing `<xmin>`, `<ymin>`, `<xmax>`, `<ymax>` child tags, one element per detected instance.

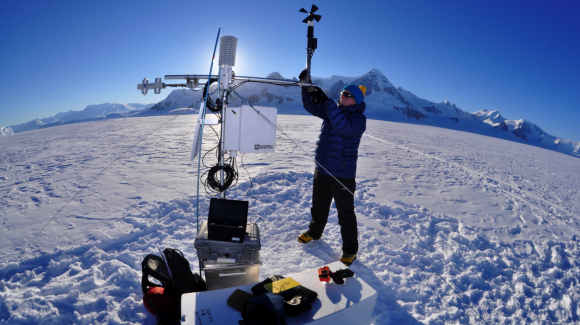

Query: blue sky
<box><xmin>1</xmin><ymin>0</ymin><xmax>579</xmax><ymax>141</ymax></box>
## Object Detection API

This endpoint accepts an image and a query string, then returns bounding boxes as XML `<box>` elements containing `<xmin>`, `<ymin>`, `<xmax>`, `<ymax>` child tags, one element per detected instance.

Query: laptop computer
<box><xmin>207</xmin><ymin>198</ymin><xmax>249</xmax><ymax>243</ymax></box>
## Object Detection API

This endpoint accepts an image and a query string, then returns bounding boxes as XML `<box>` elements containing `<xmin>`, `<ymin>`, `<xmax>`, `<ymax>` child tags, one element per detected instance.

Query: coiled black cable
<box><xmin>202</xmin><ymin>159</ymin><xmax>238</xmax><ymax>194</ymax></box>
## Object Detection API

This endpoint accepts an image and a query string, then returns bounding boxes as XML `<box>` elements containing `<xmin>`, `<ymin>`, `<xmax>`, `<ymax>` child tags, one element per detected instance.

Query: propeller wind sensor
<box><xmin>300</xmin><ymin>5</ymin><xmax>321</xmax><ymax>82</ymax></box>
<box><xmin>300</xmin><ymin>5</ymin><xmax>321</xmax><ymax>23</ymax></box>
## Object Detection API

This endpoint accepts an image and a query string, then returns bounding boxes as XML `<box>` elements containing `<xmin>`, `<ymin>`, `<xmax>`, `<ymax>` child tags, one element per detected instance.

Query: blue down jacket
<box><xmin>301</xmin><ymin>88</ymin><xmax>367</xmax><ymax>178</ymax></box>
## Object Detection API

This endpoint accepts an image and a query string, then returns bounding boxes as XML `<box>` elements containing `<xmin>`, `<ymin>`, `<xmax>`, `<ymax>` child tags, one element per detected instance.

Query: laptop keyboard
<box><xmin>209</xmin><ymin>224</ymin><xmax>244</xmax><ymax>237</ymax></box>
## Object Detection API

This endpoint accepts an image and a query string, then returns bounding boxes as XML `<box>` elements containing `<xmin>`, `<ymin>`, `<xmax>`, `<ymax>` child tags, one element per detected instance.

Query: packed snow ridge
<box><xmin>1</xmin><ymin>116</ymin><xmax>579</xmax><ymax>324</ymax></box>
<box><xmin>0</xmin><ymin>126</ymin><xmax>14</xmax><ymax>138</ymax></box>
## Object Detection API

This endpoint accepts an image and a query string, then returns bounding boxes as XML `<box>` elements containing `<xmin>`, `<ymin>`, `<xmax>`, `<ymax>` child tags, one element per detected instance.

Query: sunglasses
<box><xmin>340</xmin><ymin>91</ymin><xmax>355</xmax><ymax>98</ymax></box>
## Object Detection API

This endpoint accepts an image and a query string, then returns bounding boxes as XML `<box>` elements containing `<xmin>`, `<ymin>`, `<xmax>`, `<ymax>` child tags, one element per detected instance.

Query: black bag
<box><xmin>250</xmin><ymin>275</ymin><xmax>318</xmax><ymax>317</ymax></box>
<box><xmin>142</xmin><ymin>254</ymin><xmax>175</xmax><ymax>312</ymax></box>
<box><xmin>227</xmin><ymin>289</ymin><xmax>256</xmax><ymax>311</ymax></box>
<box><xmin>142</xmin><ymin>248</ymin><xmax>206</xmax><ymax>325</ymax></box>
<box><xmin>240</xmin><ymin>293</ymin><xmax>287</xmax><ymax>325</ymax></box>
<box><xmin>279</xmin><ymin>287</ymin><xmax>317</xmax><ymax>316</ymax></box>
<box><xmin>162</xmin><ymin>248</ymin><xmax>206</xmax><ymax>295</ymax></box>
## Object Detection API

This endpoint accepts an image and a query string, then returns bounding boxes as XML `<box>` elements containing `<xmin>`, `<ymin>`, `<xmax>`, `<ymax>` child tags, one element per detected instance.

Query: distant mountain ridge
<box><xmin>146</xmin><ymin>69</ymin><xmax>579</xmax><ymax>157</ymax></box>
<box><xmin>7</xmin><ymin>103</ymin><xmax>154</xmax><ymax>134</ymax></box>
<box><xmin>3</xmin><ymin>69</ymin><xmax>578</xmax><ymax>157</ymax></box>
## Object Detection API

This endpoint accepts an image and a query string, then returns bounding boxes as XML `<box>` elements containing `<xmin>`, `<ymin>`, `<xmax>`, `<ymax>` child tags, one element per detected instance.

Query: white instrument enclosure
<box><xmin>224</xmin><ymin>105</ymin><xmax>277</xmax><ymax>154</ymax></box>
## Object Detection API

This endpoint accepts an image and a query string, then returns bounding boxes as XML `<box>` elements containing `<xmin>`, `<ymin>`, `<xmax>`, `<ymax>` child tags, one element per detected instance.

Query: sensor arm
<box><xmin>165</xmin><ymin>75</ymin><xmax>317</xmax><ymax>87</ymax></box>
<box><xmin>138</xmin><ymin>74</ymin><xmax>317</xmax><ymax>96</ymax></box>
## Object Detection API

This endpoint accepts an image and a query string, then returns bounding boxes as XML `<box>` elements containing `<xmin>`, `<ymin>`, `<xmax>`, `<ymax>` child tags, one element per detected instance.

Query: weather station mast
<box><xmin>136</xmin><ymin>5</ymin><xmax>323</xmax><ymax>202</ymax></box>
<box><xmin>138</xmin><ymin>8</ymin><xmax>380</xmax><ymax>325</ymax></box>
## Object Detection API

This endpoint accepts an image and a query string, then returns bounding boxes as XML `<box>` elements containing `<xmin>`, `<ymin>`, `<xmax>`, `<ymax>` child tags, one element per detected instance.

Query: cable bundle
<box><xmin>202</xmin><ymin>159</ymin><xmax>238</xmax><ymax>194</ymax></box>
<box><xmin>202</xmin><ymin>79</ymin><xmax>222</xmax><ymax>113</ymax></box>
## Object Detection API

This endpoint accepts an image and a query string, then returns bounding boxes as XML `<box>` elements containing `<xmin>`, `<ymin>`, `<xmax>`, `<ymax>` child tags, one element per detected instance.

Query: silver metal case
<box><xmin>194</xmin><ymin>220</ymin><xmax>261</xmax><ymax>263</ymax></box>
<box><xmin>201</xmin><ymin>262</ymin><xmax>260</xmax><ymax>291</ymax></box>
<box><xmin>194</xmin><ymin>220</ymin><xmax>262</xmax><ymax>290</ymax></box>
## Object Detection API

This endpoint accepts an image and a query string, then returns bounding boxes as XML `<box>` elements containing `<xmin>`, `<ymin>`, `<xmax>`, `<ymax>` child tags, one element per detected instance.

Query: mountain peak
<box><xmin>350</xmin><ymin>69</ymin><xmax>395</xmax><ymax>96</ymax></box>
<box><xmin>475</xmin><ymin>109</ymin><xmax>505</xmax><ymax>122</ymax></box>
<box><xmin>266</xmin><ymin>72</ymin><xmax>285</xmax><ymax>79</ymax></box>
<box><xmin>363</xmin><ymin>68</ymin><xmax>384</xmax><ymax>77</ymax></box>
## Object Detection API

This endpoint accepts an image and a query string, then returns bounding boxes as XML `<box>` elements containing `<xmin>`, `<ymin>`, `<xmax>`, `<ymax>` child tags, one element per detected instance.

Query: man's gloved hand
<box><xmin>298</xmin><ymin>69</ymin><xmax>310</xmax><ymax>83</ymax></box>
<box><xmin>329</xmin><ymin>269</ymin><xmax>355</xmax><ymax>285</ymax></box>
<box><xmin>308</xmin><ymin>86</ymin><xmax>329</xmax><ymax>103</ymax></box>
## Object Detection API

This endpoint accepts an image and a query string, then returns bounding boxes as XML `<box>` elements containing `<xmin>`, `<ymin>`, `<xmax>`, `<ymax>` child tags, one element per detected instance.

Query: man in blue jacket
<box><xmin>297</xmin><ymin>71</ymin><xmax>367</xmax><ymax>266</ymax></box>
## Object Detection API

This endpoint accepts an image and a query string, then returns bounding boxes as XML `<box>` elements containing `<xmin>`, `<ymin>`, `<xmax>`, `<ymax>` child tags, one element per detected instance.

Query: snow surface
<box><xmin>1</xmin><ymin>115</ymin><xmax>580</xmax><ymax>324</ymax></box>
<box><xmin>0</xmin><ymin>127</ymin><xmax>13</xmax><ymax>139</ymax></box>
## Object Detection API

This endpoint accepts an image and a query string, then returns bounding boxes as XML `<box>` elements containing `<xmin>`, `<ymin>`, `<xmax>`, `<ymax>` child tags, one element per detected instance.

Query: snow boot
<box><xmin>297</xmin><ymin>231</ymin><xmax>320</xmax><ymax>243</ymax></box>
<box><xmin>340</xmin><ymin>253</ymin><xmax>356</xmax><ymax>266</ymax></box>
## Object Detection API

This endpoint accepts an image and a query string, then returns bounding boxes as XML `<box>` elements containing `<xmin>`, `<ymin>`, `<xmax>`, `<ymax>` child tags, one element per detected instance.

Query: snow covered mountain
<box><xmin>5</xmin><ymin>69</ymin><xmax>578</xmax><ymax>157</ymax></box>
<box><xmin>8</xmin><ymin>102</ymin><xmax>154</xmax><ymax>134</ymax></box>
<box><xmin>148</xmin><ymin>68</ymin><xmax>580</xmax><ymax>157</ymax></box>
<box><xmin>0</xmin><ymin>126</ymin><xmax>14</xmax><ymax>138</ymax></box>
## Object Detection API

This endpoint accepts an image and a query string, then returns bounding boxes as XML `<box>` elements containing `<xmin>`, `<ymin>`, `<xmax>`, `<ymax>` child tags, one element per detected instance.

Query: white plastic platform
<box><xmin>181</xmin><ymin>261</ymin><xmax>377</xmax><ymax>325</ymax></box>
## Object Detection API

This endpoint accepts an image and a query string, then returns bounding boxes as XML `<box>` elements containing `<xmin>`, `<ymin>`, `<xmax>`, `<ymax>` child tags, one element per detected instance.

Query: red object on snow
<box><xmin>318</xmin><ymin>266</ymin><xmax>331</xmax><ymax>283</ymax></box>
<box><xmin>143</xmin><ymin>287</ymin><xmax>178</xmax><ymax>315</ymax></box>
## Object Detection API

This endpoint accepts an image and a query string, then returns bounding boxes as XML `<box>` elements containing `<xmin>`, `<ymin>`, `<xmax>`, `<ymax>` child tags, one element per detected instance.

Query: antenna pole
<box><xmin>218</xmin><ymin>65</ymin><xmax>226</xmax><ymax>199</ymax></box>
<box><xmin>306</xmin><ymin>20</ymin><xmax>315</xmax><ymax>81</ymax></box>
<box><xmin>300</xmin><ymin>5</ymin><xmax>320</xmax><ymax>81</ymax></box>
<box><xmin>196</xmin><ymin>27</ymin><xmax>221</xmax><ymax>230</ymax></box>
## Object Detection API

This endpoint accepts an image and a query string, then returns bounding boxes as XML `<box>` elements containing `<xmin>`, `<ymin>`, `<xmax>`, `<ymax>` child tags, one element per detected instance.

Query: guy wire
<box><xmin>239</xmin><ymin>153</ymin><xmax>266</xmax><ymax>232</ymax></box>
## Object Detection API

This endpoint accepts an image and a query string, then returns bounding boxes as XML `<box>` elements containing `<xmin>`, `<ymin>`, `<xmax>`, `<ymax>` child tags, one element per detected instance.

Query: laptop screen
<box><xmin>208</xmin><ymin>198</ymin><xmax>249</xmax><ymax>227</ymax></box>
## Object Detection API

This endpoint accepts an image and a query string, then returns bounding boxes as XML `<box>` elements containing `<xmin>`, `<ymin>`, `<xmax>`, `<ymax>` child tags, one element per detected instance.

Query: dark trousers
<box><xmin>308</xmin><ymin>169</ymin><xmax>358</xmax><ymax>254</ymax></box>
